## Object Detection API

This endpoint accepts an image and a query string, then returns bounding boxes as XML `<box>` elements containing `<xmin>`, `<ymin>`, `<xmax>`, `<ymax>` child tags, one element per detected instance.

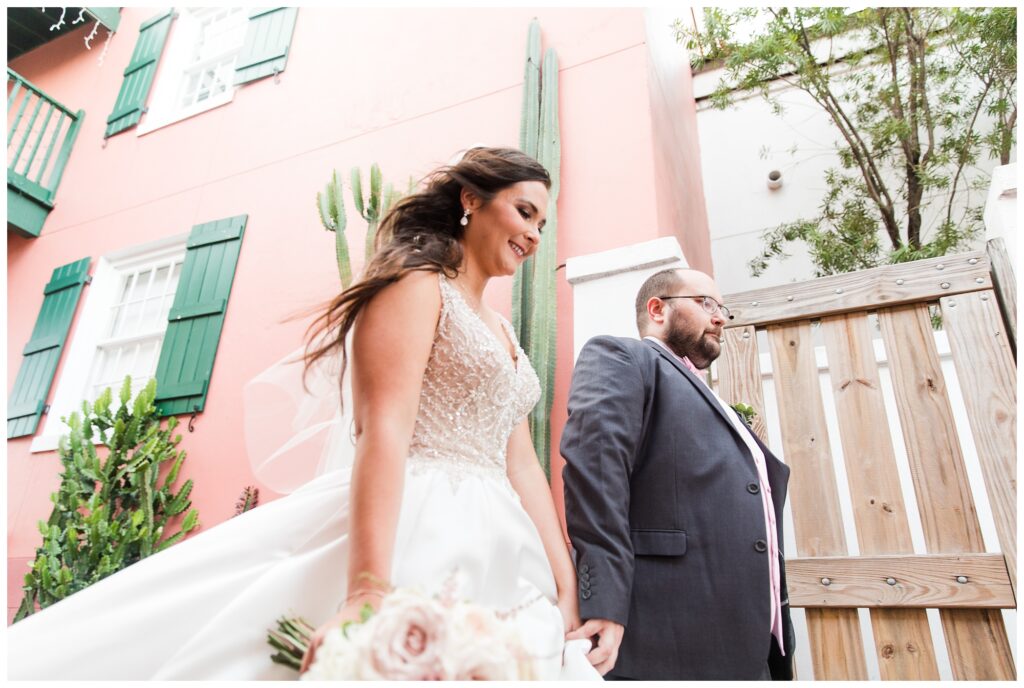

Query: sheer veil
<box><xmin>242</xmin><ymin>344</ymin><xmax>355</xmax><ymax>494</ymax></box>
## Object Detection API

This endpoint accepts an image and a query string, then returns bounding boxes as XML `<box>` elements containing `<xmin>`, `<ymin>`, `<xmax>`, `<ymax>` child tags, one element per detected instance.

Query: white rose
<box><xmin>446</xmin><ymin>603</ymin><xmax>533</xmax><ymax>680</ymax></box>
<box><xmin>302</xmin><ymin>625</ymin><xmax>369</xmax><ymax>680</ymax></box>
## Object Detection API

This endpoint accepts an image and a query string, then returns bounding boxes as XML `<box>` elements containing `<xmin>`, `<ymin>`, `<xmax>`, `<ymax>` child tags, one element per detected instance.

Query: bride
<box><xmin>7</xmin><ymin>147</ymin><xmax>599</xmax><ymax>680</ymax></box>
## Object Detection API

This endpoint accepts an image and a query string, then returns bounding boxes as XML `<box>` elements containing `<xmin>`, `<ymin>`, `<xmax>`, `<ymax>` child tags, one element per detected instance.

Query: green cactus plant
<box><xmin>316</xmin><ymin>170</ymin><xmax>352</xmax><ymax>288</ymax></box>
<box><xmin>513</xmin><ymin>19</ymin><xmax>561</xmax><ymax>479</ymax></box>
<box><xmin>13</xmin><ymin>377</ymin><xmax>199</xmax><ymax>622</ymax></box>
<box><xmin>318</xmin><ymin>166</ymin><xmax>409</xmax><ymax>287</ymax></box>
<box><xmin>353</xmin><ymin>165</ymin><xmax>409</xmax><ymax>261</ymax></box>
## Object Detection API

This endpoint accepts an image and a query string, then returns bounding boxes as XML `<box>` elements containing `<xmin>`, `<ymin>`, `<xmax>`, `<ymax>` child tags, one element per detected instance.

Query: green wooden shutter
<box><xmin>104</xmin><ymin>10</ymin><xmax>174</xmax><ymax>138</ymax></box>
<box><xmin>153</xmin><ymin>215</ymin><xmax>247</xmax><ymax>417</ymax></box>
<box><xmin>233</xmin><ymin>8</ymin><xmax>298</xmax><ymax>85</ymax></box>
<box><xmin>8</xmin><ymin>258</ymin><xmax>91</xmax><ymax>439</ymax></box>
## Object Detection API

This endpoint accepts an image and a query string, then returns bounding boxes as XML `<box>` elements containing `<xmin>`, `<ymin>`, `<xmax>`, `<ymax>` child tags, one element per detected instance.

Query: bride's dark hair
<box><xmin>303</xmin><ymin>146</ymin><xmax>551</xmax><ymax>386</ymax></box>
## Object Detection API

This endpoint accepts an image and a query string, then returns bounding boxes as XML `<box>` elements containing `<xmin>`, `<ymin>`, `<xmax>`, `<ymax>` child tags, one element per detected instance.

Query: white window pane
<box><xmin>118</xmin><ymin>272</ymin><xmax>135</xmax><ymax>304</ymax></box>
<box><xmin>140</xmin><ymin>298</ymin><xmax>163</xmax><ymax>332</ymax></box>
<box><xmin>131</xmin><ymin>269</ymin><xmax>152</xmax><ymax>302</ymax></box>
<box><xmin>108</xmin><ymin>304</ymin><xmax>125</xmax><ymax>338</ymax></box>
<box><xmin>119</xmin><ymin>301</ymin><xmax>142</xmax><ymax>336</ymax></box>
<box><xmin>135</xmin><ymin>340</ymin><xmax>159</xmax><ymax>380</ymax></box>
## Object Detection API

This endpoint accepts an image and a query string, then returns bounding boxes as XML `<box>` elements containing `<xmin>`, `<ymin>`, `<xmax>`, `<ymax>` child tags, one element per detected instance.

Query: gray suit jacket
<box><xmin>561</xmin><ymin>335</ymin><xmax>794</xmax><ymax>680</ymax></box>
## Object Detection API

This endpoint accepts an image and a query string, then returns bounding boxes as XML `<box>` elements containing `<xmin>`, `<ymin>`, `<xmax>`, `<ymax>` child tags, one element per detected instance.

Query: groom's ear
<box><xmin>647</xmin><ymin>296</ymin><xmax>667</xmax><ymax>326</ymax></box>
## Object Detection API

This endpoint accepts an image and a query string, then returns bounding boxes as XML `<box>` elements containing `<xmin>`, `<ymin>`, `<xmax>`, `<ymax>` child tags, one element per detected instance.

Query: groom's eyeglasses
<box><xmin>658</xmin><ymin>295</ymin><xmax>733</xmax><ymax>320</ymax></box>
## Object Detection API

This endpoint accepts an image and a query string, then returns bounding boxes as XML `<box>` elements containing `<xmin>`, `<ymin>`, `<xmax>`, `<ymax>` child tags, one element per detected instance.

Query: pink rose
<box><xmin>363</xmin><ymin>589</ymin><xmax>450</xmax><ymax>680</ymax></box>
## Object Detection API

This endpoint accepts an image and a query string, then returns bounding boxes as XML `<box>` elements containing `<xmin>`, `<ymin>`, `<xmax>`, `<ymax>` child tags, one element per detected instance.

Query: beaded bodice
<box><xmin>406</xmin><ymin>274</ymin><xmax>540</xmax><ymax>483</ymax></box>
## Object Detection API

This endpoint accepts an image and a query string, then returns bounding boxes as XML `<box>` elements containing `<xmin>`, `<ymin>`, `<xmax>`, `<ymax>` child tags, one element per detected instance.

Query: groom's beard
<box><xmin>664</xmin><ymin>320</ymin><xmax>721</xmax><ymax>370</ymax></box>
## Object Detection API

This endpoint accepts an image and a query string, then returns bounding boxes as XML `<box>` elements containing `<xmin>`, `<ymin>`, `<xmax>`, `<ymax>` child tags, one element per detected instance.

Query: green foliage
<box><xmin>730</xmin><ymin>402</ymin><xmax>758</xmax><ymax>425</ymax></box>
<box><xmin>14</xmin><ymin>377</ymin><xmax>199</xmax><ymax>622</ymax></box>
<box><xmin>234</xmin><ymin>485</ymin><xmax>260</xmax><ymax>516</ymax></box>
<box><xmin>268</xmin><ymin>616</ymin><xmax>315</xmax><ymax>670</ymax></box>
<box><xmin>316</xmin><ymin>170</ymin><xmax>351</xmax><ymax>288</ymax></box>
<box><xmin>352</xmin><ymin>165</ymin><xmax>407</xmax><ymax>264</ymax></box>
<box><xmin>513</xmin><ymin>19</ymin><xmax>561</xmax><ymax>479</ymax></box>
<box><xmin>676</xmin><ymin>7</ymin><xmax>1016</xmax><ymax>278</ymax></box>
<box><xmin>317</xmin><ymin>165</ymin><xmax>408</xmax><ymax>287</ymax></box>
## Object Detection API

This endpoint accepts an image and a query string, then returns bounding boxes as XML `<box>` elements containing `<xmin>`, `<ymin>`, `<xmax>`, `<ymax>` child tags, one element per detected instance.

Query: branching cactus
<box><xmin>352</xmin><ymin>164</ymin><xmax>410</xmax><ymax>263</ymax></box>
<box><xmin>14</xmin><ymin>377</ymin><xmax>199</xmax><ymax>622</ymax></box>
<box><xmin>513</xmin><ymin>19</ymin><xmax>561</xmax><ymax>479</ymax></box>
<box><xmin>316</xmin><ymin>170</ymin><xmax>352</xmax><ymax>288</ymax></box>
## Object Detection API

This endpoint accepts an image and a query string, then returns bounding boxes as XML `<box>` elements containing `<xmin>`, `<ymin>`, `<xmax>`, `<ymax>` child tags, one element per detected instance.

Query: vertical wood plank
<box><xmin>940</xmin><ymin>290</ymin><xmax>1016</xmax><ymax>599</ymax></box>
<box><xmin>986</xmin><ymin>238</ymin><xmax>1016</xmax><ymax>356</ymax></box>
<box><xmin>821</xmin><ymin>313</ymin><xmax>939</xmax><ymax>679</ymax></box>
<box><xmin>718</xmin><ymin>325</ymin><xmax>769</xmax><ymax>442</ymax></box>
<box><xmin>879</xmin><ymin>304</ymin><xmax>1015</xmax><ymax>680</ymax></box>
<box><xmin>768</xmin><ymin>321</ymin><xmax>867</xmax><ymax>680</ymax></box>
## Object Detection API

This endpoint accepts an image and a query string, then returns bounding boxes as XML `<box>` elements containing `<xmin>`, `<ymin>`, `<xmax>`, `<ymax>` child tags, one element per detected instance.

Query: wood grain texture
<box><xmin>787</xmin><ymin>553</ymin><xmax>1014</xmax><ymax>608</ymax></box>
<box><xmin>768</xmin><ymin>321</ymin><xmax>866</xmax><ymax>680</ymax></box>
<box><xmin>879</xmin><ymin>304</ymin><xmax>1014</xmax><ymax>680</ymax></box>
<box><xmin>941</xmin><ymin>291</ymin><xmax>1017</xmax><ymax>599</ymax></box>
<box><xmin>805</xmin><ymin>608</ymin><xmax>869</xmax><ymax>680</ymax></box>
<box><xmin>821</xmin><ymin>313</ymin><xmax>938</xmax><ymax>678</ymax></box>
<box><xmin>724</xmin><ymin>252</ymin><xmax>989</xmax><ymax>328</ymax></box>
<box><xmin>716</xmin><ymin>325</ymin><xmax>769</xmax><ymax>442</ymax></box>
<box><xmin>986</xmin><ymin>238</ymin><xmax>1016</xmax><ymax>354</ymax></box>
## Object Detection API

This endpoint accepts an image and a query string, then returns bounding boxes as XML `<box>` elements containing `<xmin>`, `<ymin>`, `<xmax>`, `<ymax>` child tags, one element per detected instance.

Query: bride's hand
<box><xmin>557</xmin><ymin>593</ymin><xmax>582</xmax><ymax>636</ymax></box>
<box><xmin>299</xmin><ymin>594</ymin><xmax>382</xmax><ymax>674</ymax></box>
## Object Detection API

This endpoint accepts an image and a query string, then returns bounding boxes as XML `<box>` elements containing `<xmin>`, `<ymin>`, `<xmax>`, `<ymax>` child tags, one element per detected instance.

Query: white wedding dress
<box><xmin>7</xmin><ymin>274</ymin><xmax>599</xmax><ymax>681</ymax></box>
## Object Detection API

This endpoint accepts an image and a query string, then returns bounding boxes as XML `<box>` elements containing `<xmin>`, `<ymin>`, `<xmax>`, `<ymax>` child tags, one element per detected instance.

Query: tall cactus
<box><xmin>513</xmin><ymin>19</ymin><xmax>561</xmax><ymax>479</ymax></box>
<box><xmin>316</xmin><ymin>170</ymin><xmax>351</xmax><ymax>288</ymax></box>
<box><xmin>317</xmin><ymin>166</ymin><xmax>407</xmax><ymax>287</ymax></box>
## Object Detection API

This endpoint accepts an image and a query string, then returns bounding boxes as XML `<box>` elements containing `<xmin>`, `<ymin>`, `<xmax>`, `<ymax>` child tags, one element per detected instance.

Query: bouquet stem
<box><xmin>268</xmin><ymin>616</ymin><xmax>315</xmax><ymax>670</ymax></box>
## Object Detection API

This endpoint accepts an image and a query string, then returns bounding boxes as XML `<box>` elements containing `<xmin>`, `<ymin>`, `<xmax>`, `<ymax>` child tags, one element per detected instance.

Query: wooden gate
<box><xmin>713</xmin><ymin>240</ymin><xmax>1016</xmax><ymax>680</ymax></box>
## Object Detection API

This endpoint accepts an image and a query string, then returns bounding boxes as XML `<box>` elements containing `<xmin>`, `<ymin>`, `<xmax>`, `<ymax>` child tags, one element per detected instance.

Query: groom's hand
<box><xmin>566</xmin><ymin>618</ymin><xmax>624</xmax><ymax>675</ymax></box>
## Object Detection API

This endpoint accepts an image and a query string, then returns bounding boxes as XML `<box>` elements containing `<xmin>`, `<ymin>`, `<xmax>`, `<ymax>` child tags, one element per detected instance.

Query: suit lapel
<box><xmin>643</xmin><ymin>338</ymin><xmax>749</xmax><ymax>444</ymax></box>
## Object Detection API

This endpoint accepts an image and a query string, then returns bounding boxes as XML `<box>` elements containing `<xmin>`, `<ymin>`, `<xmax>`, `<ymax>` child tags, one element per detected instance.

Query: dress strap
<box><xmin>436</xmin><ymin>272</ymin><xmax>454</xmax><ymax>328</ymax></box>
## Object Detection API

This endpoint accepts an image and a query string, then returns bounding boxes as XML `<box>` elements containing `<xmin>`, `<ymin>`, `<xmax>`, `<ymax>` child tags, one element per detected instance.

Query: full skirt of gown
<box><xmin>7</xmin><ymin>464</ymin><xmax>597</xmax><ymax>680</ymax></box>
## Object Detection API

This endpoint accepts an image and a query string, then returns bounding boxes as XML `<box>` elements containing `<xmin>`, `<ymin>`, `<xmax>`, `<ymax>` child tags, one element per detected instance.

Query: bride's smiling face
<box><xmin>462</xmin><ymin>181</ymin><xmax>548</xmax><ymax>277</ymax></box>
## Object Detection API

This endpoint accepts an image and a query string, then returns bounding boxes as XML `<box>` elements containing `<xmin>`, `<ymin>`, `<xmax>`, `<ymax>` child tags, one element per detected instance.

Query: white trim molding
<box><xmin>565</xmin><ymin>236</ymin><xmax>688</xmax><ymax>361</ymax></box>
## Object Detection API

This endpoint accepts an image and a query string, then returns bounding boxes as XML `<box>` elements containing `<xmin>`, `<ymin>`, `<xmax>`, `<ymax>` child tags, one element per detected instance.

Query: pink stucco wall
<box><xmin>7</xmin><ymin>7</ymin><xmax>709</xmax><ymax>622</ymax></box>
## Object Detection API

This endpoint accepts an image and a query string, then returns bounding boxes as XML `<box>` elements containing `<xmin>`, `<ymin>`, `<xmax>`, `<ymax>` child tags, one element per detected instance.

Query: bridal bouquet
<box><xmin>268</xmin><ymin>587</ymin><xmax>536</xmax><ymax>680</ymax></box>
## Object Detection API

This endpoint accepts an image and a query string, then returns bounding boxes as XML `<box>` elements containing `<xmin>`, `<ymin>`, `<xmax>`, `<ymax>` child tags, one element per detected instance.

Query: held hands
<box><xmin>566</xmin><ymin>618</ymin><xmax>624</xmax><ymax>676</ymax></box>
<box><xmin>298</xmin><ymin>591</ymin><xmax>383</xmax><ymax>674</ymax></box>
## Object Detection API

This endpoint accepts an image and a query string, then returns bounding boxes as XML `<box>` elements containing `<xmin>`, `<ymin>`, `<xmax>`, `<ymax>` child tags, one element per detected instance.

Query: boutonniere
<box><xmin>730</xmin><ymin>402</ymin><xmax>758</xmax><ymax>425</ymax></box>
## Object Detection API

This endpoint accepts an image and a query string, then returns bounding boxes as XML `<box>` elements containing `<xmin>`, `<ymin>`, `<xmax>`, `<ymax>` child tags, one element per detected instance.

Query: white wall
<box><xmin>566</xmin><ymin>236</ymin><xmax>687</xmax><ymax>360</ymax></box>
<box><xmin>984</xmin><ymin>162</ymin><xmax>1017</xmax><ymax>262</ymax></box>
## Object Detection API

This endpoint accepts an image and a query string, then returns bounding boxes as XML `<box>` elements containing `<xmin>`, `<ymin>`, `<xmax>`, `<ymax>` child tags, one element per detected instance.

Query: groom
<box><xmin>561</xmin><ymin>267</ymin><xmax>795</xmax><ymax>680</ymax></box>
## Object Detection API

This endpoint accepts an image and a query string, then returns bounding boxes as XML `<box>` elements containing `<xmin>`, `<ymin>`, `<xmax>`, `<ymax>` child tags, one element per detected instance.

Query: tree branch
<box><xmin>946</xmin><ymin>78</ymin><xmax>994</xmax><ymax>226</ymax></box>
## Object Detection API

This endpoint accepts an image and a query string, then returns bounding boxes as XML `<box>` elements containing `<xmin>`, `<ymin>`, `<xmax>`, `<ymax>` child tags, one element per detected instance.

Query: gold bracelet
<box><xmin>337</xmin><ymin>588</ymin><xmax>387</xmax><ymax>612</ymax></box>
<box><xmin>345</xmin><ymin>589</ymin><xmax>386</xmax><ymax>603</ymax></box>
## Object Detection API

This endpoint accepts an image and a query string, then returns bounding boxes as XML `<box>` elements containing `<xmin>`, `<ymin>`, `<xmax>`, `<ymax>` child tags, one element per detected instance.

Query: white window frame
<box><xmin>32</xmin><ymin>234</ymin><xmax>189</xmax><ymax>453</ymax></box>
<box><xmin>137</xmin><ymin>7</ymin><xmax>248</xmax><ymax>136</ymax></box>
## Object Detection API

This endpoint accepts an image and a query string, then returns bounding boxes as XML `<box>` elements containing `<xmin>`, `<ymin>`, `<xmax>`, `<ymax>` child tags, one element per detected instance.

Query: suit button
<box><xmin>747</xmin><ymin>482</ymin><xmax>760</xmax><ymax>494</ymax></box>
<box><xmin>581</xmin><ymin>590</ymin><xmax>592</xmax><ymax>600</ymax></box>
<box><xmin>580</xmin><ymin>564</ymin><xmax>590</xmax><ymax>574</ymax></box>
<box><xmin>581</xmin><ymin>580</ymin><xmax>591</xmax><ymax>590</ymax></box>
<box><xmin>754</xmin><ymin>539</ymin><xmax>768</xmax><ymax>553</ymax></box>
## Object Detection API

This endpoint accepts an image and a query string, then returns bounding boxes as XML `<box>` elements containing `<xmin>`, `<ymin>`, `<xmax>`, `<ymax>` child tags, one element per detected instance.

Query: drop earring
<box><xmin>460</xmin><ymin>208</ymin><xmax>470</xmax><ymax>227</ymax></box>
